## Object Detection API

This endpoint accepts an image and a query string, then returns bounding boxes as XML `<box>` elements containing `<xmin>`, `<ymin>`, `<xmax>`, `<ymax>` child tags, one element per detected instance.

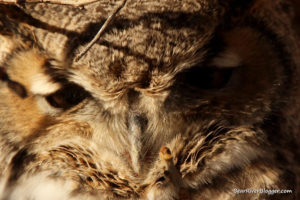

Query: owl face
<box><xmin>0</xmin><ymin>0</ymin><xmax>298</xmax><ymax>199</ymax></box>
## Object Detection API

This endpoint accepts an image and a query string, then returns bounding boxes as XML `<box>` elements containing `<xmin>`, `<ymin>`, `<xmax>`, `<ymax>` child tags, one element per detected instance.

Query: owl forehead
<box><xmin>74</xmin><ymin>1</ymin><xmax>220</xmax><ymax>89</ymax></box>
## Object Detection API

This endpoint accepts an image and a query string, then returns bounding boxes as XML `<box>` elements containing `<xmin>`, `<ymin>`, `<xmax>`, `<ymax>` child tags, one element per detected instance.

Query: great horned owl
<box><xmin>0</xmin><ymin>0</ymin><xmax>299</xmax><ymax>199</ymax></box>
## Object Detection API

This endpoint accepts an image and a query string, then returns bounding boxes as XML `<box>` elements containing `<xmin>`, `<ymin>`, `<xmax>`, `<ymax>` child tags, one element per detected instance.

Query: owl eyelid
<box><xmin>0</xmin><ymin>67</ymin><xmax>28</xmax><ymax>98</ymax></box>
<box><xmin>180</xmin><ymin>65</ymin><xmax>234</xmax><ymax>90</ymax></box>
<box><xmin>210</xmin><ymin>50</ymin><xmax>242</xmax><ymax>69</ymax></box>
<box><xmin>45</xmin><ymin>83</ymin><xmax>91</xmax><ymax>109</ymax></box>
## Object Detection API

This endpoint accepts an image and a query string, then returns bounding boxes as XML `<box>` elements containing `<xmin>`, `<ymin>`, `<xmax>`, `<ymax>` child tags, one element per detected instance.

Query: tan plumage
<box><xmin>0</xmin><ymin>0</ymin><xmax>299</xmax><ymax>199</ymax></box>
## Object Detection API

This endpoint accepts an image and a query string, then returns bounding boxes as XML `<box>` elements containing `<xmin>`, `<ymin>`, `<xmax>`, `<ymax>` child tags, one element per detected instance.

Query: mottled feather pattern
<box><xmin>0</xmin><ymin>0</ymin><xmax>299</xmax><ymax>199</ymax></box>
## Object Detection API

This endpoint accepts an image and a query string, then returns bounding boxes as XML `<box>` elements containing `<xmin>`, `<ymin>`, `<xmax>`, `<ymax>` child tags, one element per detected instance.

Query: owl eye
<box><xmin>183</xmin><ymin>67</ymin><xmax>233</xmax><ymax>90</ymax></box>
<box><xmin>45</xmin><ymin>83</ymin><xmax>90</xmax><ymax>109</ymax></box>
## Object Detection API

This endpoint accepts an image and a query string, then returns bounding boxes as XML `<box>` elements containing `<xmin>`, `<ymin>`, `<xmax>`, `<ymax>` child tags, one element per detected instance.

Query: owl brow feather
<box><xmin>75</xmin><ymin>0</ymin><xmax>128</xmax><ymax>62</ymax></box>
<box><xmin>0</xmin><ymin>0</ymin><xmax>128</xmax><ymax>62</ymax></box>
<box><xmin>0</xmin><ymin>0</ymin><xmax>98</xmax><ymax>7</ymax></box>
